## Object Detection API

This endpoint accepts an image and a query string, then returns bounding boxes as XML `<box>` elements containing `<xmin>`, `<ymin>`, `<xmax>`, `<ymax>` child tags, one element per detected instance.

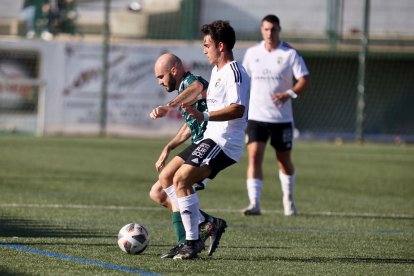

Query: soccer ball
<box><xmin>117</xmin><ymin>223</ymin><xmax>149</xmax><ymax>254</ymax></box>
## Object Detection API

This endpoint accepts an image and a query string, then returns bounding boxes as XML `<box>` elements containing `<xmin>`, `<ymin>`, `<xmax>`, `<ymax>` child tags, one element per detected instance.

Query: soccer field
<box><xmin>0</xmin><ymin>136</ymin><xmax>413</xmax><ymax>275</ymax></box>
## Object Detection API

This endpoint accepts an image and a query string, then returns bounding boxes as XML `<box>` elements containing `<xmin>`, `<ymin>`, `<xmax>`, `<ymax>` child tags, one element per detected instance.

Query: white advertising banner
<box><xmin>0</xmin><ymin>39</ymin><xmax>247</xmax><ymax>137</ymax></box>
<box><xmin>61</xmin><ymin>43</ymin><xmax>181</xmax><ymax>136</ymax></box>
<box><xmin>57</xmin><ymin>41</ymin><xmax>246</xmax><ymax>137</ymax></box>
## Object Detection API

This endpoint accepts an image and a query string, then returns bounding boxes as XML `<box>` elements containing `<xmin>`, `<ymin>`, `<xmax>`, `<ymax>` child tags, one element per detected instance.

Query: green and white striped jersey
<box><xmin>178</xmin><ymin>72</ymin><xmax>209</xmax><ymax>143</ymax></box>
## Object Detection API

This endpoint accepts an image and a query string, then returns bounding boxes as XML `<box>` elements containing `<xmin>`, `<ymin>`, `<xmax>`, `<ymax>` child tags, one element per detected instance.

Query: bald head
<box><xmin>154</xmin><ymin>53</ymin><xmax>185</xmax><ymax>92</ymax></box>
<box><xmin>154</xmin><ymin>53</ymin><xmax>182</xmax><ymax>72</ymax></box>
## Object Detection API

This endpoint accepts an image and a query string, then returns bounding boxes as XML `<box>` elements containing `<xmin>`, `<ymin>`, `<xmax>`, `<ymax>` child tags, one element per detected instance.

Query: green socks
<box><xmin>172</xmin><ymin>209</ymin><xmax>213</xmax><ymax>244</ymax></box>
<box><xmin>172</xmin><ymin>211</ymin><xmax>186</xmax><ymax>244</ymax></box>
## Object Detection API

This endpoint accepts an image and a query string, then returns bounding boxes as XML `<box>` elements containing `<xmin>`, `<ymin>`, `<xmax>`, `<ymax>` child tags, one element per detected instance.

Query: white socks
<box><xmin>279</xmin><ymin>170</ymin><xmax>295</xmax><ymax>196</ymax></box>
<box><xmin>246</xmin><ymin>178</ymin><xmax>263</xmax><ymax>208</ymax></box>
<box><xmin>164</xmin><ymin>185</ymin><xmax>202</xmax><ymax>240</ymax></box>
<box><xmin>164</xmin><ymin>185</ymin><xmax>179</xmax><ymax>209</ymax></box>
<box><xmin>177</xmin><ymin>193</ymin><xmax>200</xmax><ymax>240</ymax></box>
<box><xmin>279</xmin><ymin>170</ymin><xmax>297</xmax><ymax>216</ymax></box>
<box><xmin>246</xmin><ymin>172</ymin><xmax>296</xmax><ymax>215</ymax></box>
<box><xmin>164</xmin><ymin>185</ymin><xmax>205</xmax><ymax>224</ymax></box>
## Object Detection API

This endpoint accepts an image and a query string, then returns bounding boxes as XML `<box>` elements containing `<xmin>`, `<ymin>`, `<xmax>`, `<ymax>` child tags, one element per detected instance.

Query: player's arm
<box><xmin>272</xmin><ymin>74</ymin><xmax>310</xmax><ymax>104</ymax></box>
<box><xmin>167</xmin><ymin>81</ymin><xmax>206</xmax><ymax>108</ymax></box>
<box><xmin>149</xmin><ymin>105</ymin><xmax>174</xmax><ymax>119</ymax></box>
<box><xmin>155</xmin><ymin>123</ymin><xmax>191</xmax><ymax>172</ymax></box>
<box><xmin>182</xmin><ymin>103</ymin><xmax>245</xmax><ymax>122</ymax></box>
<box><xmin>150</xmin><ymin>81</ymin><xmax>206</xmax><ymax>119</ymax></box>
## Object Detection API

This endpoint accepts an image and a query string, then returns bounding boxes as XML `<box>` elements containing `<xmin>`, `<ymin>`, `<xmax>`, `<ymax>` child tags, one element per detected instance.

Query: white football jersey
<box><xmin>203</xmin><ymin>61</ymin><xmax>250</xmax><ymax>162</ymax></box>
<box><xmin>242</xmin><ymin>40</ymin><xmax>309</xmax><ymax>123</ymax></box>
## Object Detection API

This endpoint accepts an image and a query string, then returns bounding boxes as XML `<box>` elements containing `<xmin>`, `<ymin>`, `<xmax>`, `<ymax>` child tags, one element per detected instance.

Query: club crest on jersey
<box><xmin>215</xmin><ymin>78</ymin><xmax>222</xmax><ymax>87</ymax></box>
<box><xmin>277</xmin><ymin>56</ymin><xmax>283</xmax><ymax>64</ymax></box>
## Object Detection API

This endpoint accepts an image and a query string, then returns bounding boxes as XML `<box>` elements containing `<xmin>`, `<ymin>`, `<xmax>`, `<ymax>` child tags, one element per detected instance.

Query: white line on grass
<box><xmin>1</xmin><ymin>203</ymin><xmax>413</xmax><ymax>219</ymax></box>
<box><xmin>0</xmin><ymin>243</ymin><xmax>161</xmax><ymax>275</ymax></box>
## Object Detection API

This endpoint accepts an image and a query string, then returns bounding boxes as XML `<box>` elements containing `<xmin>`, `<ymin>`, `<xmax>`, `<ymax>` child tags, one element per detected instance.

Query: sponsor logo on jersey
<box><xmin>191</xmin><ymin>142</ymin><xmax>210</xmax><ymax>158</ymax></box>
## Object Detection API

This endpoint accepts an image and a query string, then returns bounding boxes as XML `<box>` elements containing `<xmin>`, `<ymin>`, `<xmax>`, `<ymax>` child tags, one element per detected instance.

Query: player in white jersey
<box><xmin>242</xmin><ymin>14</ymin><xmax>310</xmax><ymax>216</ymax></box>
<box><xmin>157</xmin><ymin>20</ymin><xmax>250</xmax><ymax>260</ymax></box>
<box><xmin>201</xmin><ymin>60</ymin><xmax>250</xmax><ymax>163</ymax></box>
<box><xmin>149</xmin><ymin>53</ymin><xmax>226</xmax><ymax>259</ymax></box>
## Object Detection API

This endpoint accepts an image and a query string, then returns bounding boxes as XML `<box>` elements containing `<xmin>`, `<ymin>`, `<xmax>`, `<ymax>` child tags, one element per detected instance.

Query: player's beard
<box><xmin>165</xmin><ymin>73</ymin><xmax>177</xmax><ymax>92</ymax></box>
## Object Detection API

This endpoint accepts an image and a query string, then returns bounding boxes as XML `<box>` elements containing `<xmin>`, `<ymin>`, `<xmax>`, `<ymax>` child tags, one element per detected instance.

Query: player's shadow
<box><xmin>6</xmin><ymin>241</ymin><xmax>113</xmax><ymax>247</ymax></box>
<box><xmin>0</xmin><ymin>267</ymin><xmax>31</xmax><ymax>276</ymax></box>
<box><xmin>149</xmin><ymin>243</ymin><xmax>289</xmax><ymax>250</ymax></box>
<box><xmin>0</xmin><ymin>216</ymin><xmax>112</xmax><ymax>238</ymax></box>
<box><xmin>216</xmin><ymin>254</ymin><xmax>414</xmax><ymax>264</ymax></box>
<box><xmin>299</xmin><ymin>212</ymin><xmax>414</xmax><ymax>221</ymax></box>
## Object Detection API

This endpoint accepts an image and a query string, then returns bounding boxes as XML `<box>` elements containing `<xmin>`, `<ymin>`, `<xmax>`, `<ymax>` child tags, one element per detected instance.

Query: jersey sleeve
<box><xmin>195</xmin><ymin>75</ymin><xmax>209</xmax><ymax>91</ymax></box>
<box><xmin>225</xmin><ymin>82</ymin><xmax>242</xmax><ymax>106</ymax></box>
<box><xmin>225</xmin><ymin>63</ymin><xmax>249</xmax><ymax>107</ymax></box>
<box><xmin>291</xmin><ymin>51</ymin><xmax>310</xmax><ymax>80</ymax></box>
<box><xmin>242</xmin><ymin>48</ymin><xmax>252</xmax><ymax>77</ymax></box>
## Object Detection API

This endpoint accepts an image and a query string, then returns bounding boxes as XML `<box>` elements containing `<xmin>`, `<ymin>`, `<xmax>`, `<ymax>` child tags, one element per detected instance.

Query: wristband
<box><xmin>202</xmin><ymin>112</ymin><xmax>210</xmax><ymax>121</ymax></box>
<box><xmin>287</xmin><ymin>89</ymin><xmax>298</xmax><ymax>99</ymax></box>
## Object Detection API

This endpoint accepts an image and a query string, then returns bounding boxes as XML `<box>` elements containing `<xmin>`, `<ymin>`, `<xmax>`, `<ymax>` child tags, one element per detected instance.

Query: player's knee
<box><xmin>158</xmin><ymin>170</ymin><xmax>171</xmax><ymax>188</ymax></box>
<box><xmin>172</xmin><ymin>173</ymin><xmax>189</xmax><ymax>192</ymax></box>
<box><xmin>149</xmin><ymin>186</ymin><xmax>167</xmax><ymax>205</ymax></box>
<box><xmin>148</xmin><ymin>188</ymin><xmax>158</xmax><ymax>203</ymax></box>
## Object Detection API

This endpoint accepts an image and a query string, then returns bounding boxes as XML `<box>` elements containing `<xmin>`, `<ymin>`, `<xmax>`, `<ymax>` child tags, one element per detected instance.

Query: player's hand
<box><xmin>181</xmin><ymin>104</ymin><xmax>203</xmax><ymax>121</ymax></box>
<box><xmin>155</xmin><ymin>147</ymin><xmax>169</xmax><ymax>172</ymax></box>
<box><xmin>150</xmin><ymin>106</ymin><xmax>169</xmax><ymax>119</ymax></box>
<box><xmin>155</xmin><ymin>159</ymin><xmax>164</xmax><ymax>172</ymax></box>
<box><xmin>272</xmin><ymin>92</ymin><xmax>290</xmax><ymax>108</ymax></box>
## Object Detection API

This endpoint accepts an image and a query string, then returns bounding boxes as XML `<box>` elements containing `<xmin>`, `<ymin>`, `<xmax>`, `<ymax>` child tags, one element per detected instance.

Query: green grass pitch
<box><xmin>0</xmin><ymin>136</ymin><xmax>413</xmax><ymax>275</ymax></box>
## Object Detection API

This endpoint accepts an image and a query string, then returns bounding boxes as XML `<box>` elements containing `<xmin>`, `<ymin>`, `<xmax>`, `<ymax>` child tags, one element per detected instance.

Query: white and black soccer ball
<box><xmin>117</xmin><ymin>223</ymin><xmax>149</xmax><ymax>254</ymax></box>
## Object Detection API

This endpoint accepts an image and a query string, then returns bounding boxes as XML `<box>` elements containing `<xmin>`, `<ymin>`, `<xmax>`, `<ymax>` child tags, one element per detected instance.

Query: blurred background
<box><xmin>0</xmin><ymin>0</ymin><xmax>413</xmax><ymax>143</ymax></box>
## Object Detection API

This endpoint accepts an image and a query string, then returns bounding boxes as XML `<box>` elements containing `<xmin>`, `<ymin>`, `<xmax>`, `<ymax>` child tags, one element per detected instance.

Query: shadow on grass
<box><xmin>216</xmin><ymin>254</ymin><xmax>414</xmax><ymax>264</ymax></box>
<box><xmin>300</xmin><ymin>212</ymin><xmax>414</xmax><ymax>221</ymax></box>
<box><xmin>0</xmin><ymin>266</ymin><xmax>31</xmax><ymax>276</ymax></box>
<box><xmin>0</xmin><ymin>216</ymin><xmax>112</xmax><ymax>238</ymax></box>
<box><xmin>6</xmin><ymin>241</ymin><xmax>114</xmax><ymax>247</ymax></box>
<box><xmin>148</xmin><ymin>244</ymin><xmax>289</xmax><ymax>250</ymax></box>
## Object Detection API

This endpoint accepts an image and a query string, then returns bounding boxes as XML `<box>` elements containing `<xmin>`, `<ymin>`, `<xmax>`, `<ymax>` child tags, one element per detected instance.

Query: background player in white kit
<box><xmin>242</xmin><ymin>14</ymin><xmax>310</xmax><ymax>216</ymax></box>
<box><xmin>158</xmin><ymin>20</ymin><xmax>250</xmax><ymax>260</ymax></box>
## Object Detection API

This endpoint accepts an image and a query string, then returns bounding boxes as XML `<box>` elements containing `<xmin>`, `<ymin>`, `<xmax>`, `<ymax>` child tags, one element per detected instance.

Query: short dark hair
<box><xmin>261</xmin><ymin>14</ymin><xmax>280</xmax><ymax>25</ymax></box>
<box><xmin>201</xmin><ymin>20</ymin><xmax>236</xmax><ymax>50</ymax></box>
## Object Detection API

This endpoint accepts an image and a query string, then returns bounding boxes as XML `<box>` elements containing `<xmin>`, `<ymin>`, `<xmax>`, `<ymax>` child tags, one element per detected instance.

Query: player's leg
<box><xmin>173</xmin><ymin>163</ymin><xmax>212</xmax><ymax>240</ymax></box>
<box><xmin>157</xmin><ymin>146</ymin><xmax>220</xmax><ymax>258</ymax></box>
<box><xmin>173</xmin><ymin>163</ymin><xmax>210</xmax><ymax>259</ymax></box>
<box><xmin>191</xmin><ymin>178</ymin><xmax>227</xmax><ymax>257</ymax></box>
<box><xmin>173</xmin><ymin>139</ymin><xmax>234</xmax><ymax>259</ymax></box>
<box><xmin>149</xmin><ymin>180</ymin><xmax>173</xmax><ymax>210</ymax></box>
<box><xmin>155</xmin><ymin>156</ymin><xmax>188</xmax><ymax>258</ymax></box>
<box><xmin>154</xmin><ymin>181</ymin><xmax>216</xmax><ymax>258</ymax></box>
<box><xmin>148</xmin><ymin>180</ymin><xmax>188</xmax><ymax>258</ymax></box>
<box><xmin>171</xmin><ymin>145</ymin><xmax>218</xmax><ymax>226</ymax></box>
<box><xmin>243</xmin><ymin>141</ymin><xmax>266</xmax><ymax>215</ymax></box>
<box><xmin>271</xmin><ymin>122</ymin><xmax>297</xmax><ymax>216</ymax></box>
<box><xmin>276</xmin><ymin>150</ymin><xmax>296</xmax><ymax>216</ymax></box>
<box><xmin>243</xmin><ymin>120</ymin><xmax>269</xmax><ymax>215</ymax></box>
